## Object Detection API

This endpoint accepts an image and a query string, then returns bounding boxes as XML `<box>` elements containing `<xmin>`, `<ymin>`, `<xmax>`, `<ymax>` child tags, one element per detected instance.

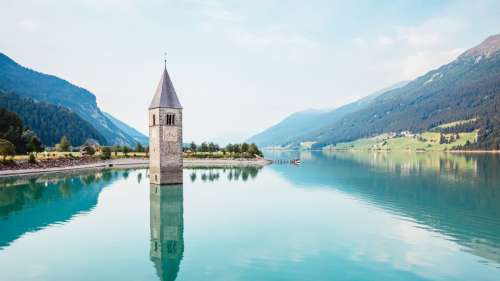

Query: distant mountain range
<box><xmin>0</xmin><ymin>53</ymin><xmax>147</xmax><ymax>146</ymax></box>
<box><xmin>103</xmin><ymin>112</ymin><xmax>148</xmax><ymax>146</ymax></box>
<box><xmin>248</xmin><ymin>81</ymin><xmax>408</xmax><ymax>147</ymax></box>
<box><xmin>248</xmin><ymin>33</ymin><xmax>500</xmax><ymax>150</ymax></box>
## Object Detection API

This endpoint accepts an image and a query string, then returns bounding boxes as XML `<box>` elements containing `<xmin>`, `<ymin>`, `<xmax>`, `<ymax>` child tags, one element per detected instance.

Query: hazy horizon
<box><xmin>1</xmin><ymin>0</ymin><xmax>500</xmax><ymax>144</ymax></box>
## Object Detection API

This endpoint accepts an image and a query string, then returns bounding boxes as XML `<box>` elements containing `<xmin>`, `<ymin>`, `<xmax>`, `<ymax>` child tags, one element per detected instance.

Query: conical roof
<box><xmin>149</xmin><ymin>67</ymin><xmax>182</xmax><ymax>109</ymax></box>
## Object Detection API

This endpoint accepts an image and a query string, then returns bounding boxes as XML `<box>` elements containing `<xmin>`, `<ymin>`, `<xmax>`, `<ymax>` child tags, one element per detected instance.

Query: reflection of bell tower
<box><xmin>150</xmin><ymin>184</ymin><xmax>184</xmax><ymax>281</ymax></box>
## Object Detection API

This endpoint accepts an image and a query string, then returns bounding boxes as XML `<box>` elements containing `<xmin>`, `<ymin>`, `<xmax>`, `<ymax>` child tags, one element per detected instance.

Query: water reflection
<box><xmin>150</xmin><ymin>184</ymin><xmax>184</xmax><ymax>281</ymax></box>
<box><xmin>187</xmin><ymin>166</ymin><xmax>262</xmax><ymax>183</ymax></box>
<box><xmin>0</xmin><ymin>170</ymin><xmax>129</xmax><ymax>249</ymax></box>
<box><xmin>270</xmin><ymin>151</ymin><xmax>500</xmax><ymax>266</ymax></box>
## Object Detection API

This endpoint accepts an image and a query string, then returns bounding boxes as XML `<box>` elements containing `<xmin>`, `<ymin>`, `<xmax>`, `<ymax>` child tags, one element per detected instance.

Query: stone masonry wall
<box><xmin>149</xmin><ymin>108</ymin><xmax>183</xmax><ymax>184</ymax></box>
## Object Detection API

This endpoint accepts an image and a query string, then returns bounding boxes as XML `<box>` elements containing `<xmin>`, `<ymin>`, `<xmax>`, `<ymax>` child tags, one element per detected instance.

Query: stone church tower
<box><xmin>149</xmin><ymin>63</ymin><xmax>183</xmax><ymax>185</ymax></box>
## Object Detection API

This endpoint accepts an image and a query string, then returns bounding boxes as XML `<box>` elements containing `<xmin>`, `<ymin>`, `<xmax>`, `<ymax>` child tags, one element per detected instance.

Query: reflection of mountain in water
<box><xmin>150</xmin><ymin>184</ymin><xmax>184</xmax><ymax>281</ymax></box>
<box><xmin>0</xmin><ymin>170</ymin><xmax>131</xmax><ymax>249</ymax></box>
<box><xmin>271</xmin><ymin>151</ymin><xmax>500</xmax><ymax>265</ymax></box>
<box><xmin>187</xmin><ymin>166</ymin><xmax>261</xmax><ymax>183</ymax></box>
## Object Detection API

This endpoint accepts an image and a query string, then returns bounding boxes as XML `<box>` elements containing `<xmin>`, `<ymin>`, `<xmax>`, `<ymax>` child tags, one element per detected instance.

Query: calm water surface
<box><xmin>1</xmin><ymin>152</ymin><xmax>500</xmax><ymax>281</ymax></box>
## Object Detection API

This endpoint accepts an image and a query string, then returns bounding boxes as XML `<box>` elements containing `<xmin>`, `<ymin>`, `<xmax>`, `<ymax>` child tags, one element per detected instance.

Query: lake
<box><xmin>1</xmin><ymin>151</ymin><xmax>500</xmax><ymax>281</ymax></box>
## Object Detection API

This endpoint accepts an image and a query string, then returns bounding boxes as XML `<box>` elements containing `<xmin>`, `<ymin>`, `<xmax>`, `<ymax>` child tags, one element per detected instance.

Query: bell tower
<box><xmin>149</xmin><ymin>59</ymin><xmax>183</xmax><ymax>185</ymax></box>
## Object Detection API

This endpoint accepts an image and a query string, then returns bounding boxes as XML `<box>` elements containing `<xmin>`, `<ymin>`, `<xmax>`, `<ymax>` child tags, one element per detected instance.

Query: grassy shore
<box><xmin>324</xmin><ymin>131</ymin><xmax>477</xmax><ymax>151</ymax></box>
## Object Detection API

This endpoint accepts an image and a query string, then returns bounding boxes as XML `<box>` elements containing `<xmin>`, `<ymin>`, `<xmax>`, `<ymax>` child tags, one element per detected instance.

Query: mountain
<box><xmin>250</xmin><ymin>33</ymin><xmax>500</xmax><ymax>150</ymax></box>
<box><xmin>0</xmin><ymin>52</ymin><xmax>144</xmax><ymax>146</ymax></box>
<box><xmin>247</xmin><ymin>109</ymin><xmax>329</xmax><ymax>147</ymax></box>
<box><xmin>247</xmin><ymin>81</ymin><xmax>408</xmax><ymax>147</ymax></box>
<box><xmin>103</xmin><ymin>112</ymin><xmax>148</xmax><ymax>146</ymax></box>
<box><xmin>0</xmin><ymin>91</ymin><xmax>106</xmax><ymax>146</ymax></box>
<box><xmin>301</xmin><ymin>34</ymin><xmax>500</xmax><ymax>148</ymax></box>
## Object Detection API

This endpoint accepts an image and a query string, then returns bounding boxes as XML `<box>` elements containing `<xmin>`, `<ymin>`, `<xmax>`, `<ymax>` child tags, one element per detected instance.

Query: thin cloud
<box><xmin>185</xmin><ymin>0</ymin><xmax>244</xmax><ymax>23</ymax></box>
<box><xmin>351</xmin><ymin>16</ymin><xmax>467</xmax><ymax>80</ymax></box>
<box><xmin>18</xmin><ymin>19</ymin><xmax>40</xmax><ymax>33</ymax></box>
<box><xmin>223</xmin><ymin>26</ymin><xmax>324</xmax><ymax>65</ymax></box>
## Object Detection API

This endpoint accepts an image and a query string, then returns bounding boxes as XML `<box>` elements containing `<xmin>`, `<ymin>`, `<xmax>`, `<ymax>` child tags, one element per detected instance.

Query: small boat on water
<box><xmin>292</xmin><ymin>159</ymin><xmax>301</xmax><ymax>165</ymax></box>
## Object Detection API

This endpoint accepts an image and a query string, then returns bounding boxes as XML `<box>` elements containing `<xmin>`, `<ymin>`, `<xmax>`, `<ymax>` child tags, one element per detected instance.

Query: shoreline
<box><xmin>265</xmin><ymin>148</ymin><xmax>500</xmax><ymax>153</ymax></box>
<box><xmin>0</xmin><ymin>158</ymin><xmax>271</xmax><ymax>178</ymax></box>
<box><xmin>315</xmin><ymin>148</ymin><xmax>500</xmax><ymax>153</ymax></box>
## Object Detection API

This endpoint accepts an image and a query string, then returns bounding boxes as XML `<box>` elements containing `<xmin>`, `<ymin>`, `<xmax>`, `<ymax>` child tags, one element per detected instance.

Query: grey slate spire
<box><xmin>149</xmin><ymin>66</ymin><xmax>182</xmax><ymax>109</ymax></box>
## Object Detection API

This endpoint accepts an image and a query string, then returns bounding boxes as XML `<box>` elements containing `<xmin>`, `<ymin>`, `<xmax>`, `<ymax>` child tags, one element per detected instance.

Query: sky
<box><xmin>1</xmin><ymin>0</ymin><xmax>500</xmax><ymax>144</ymax></box>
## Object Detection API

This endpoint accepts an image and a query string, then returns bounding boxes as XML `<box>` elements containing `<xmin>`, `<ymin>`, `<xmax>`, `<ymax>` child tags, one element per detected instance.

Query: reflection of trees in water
<box><xmin>0</xmin><ymin>169</ymin><xmax>139</xmax><ymax>249</ymax></box>
<box><xmin>324</xmin><ymin>151</ymin><xmax>500</xmax><ymax>186</ymax></box>
<box><xmin>137</xmin><ymin>172</ymin><xmax>143</xmax><ymax>184</ymax></box>
<box><xmin>187</xmin><ymin>166</ymin><xmax>261</xmax><ymax>183</ymax></box>
<box><xmin>59</xmin><ymin>181</ymin><xmax>73</xmax><ymax>197</ymax></box>
<box><xmin>276</xmin><ymin>151</ymin><xmax>500</xmax><ymax>266</ymax></box>
<box><xmin>0</xmin><ymin>171</ymin><xmax>111</xmax><ymax>217</ymax></box>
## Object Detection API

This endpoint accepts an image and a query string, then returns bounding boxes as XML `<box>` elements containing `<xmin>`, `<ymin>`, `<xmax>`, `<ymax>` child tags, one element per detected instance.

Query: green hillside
<box><xmin>0</xmin><ymin>52</ymin><xmax>145</xmax><ymax>146</ymax></box>
<box><xmin>298</xmin><ymin>34</ymin><xmax>500</xmax><ymax>150</ymax></box>
<box><xmin>328</xmin><ymin>131</ymin><xmax>477</xmax><ymax>151</ymax></box>
<box><xmin>0</xmin><ymin>91</ymin><xmax>106</xmax><ymax>146</ymax></box>
<box><xmin>251</xmin><ymin>34</ymin><xmax>500</xmax><ymax>151</ymax></box>
<box><xmin>247</xmin><ymin>81</ymin><xmax>408</xmax><ymax>147</ymax></box>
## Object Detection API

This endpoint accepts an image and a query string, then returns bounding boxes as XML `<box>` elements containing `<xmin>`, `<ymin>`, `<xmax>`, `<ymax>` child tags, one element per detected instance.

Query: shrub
<box><xmin>0</xmin><ymin>139</ymin><xmax>16</xmax><ymax>161</ymax></box>
<box><xmin>28</xmin><ymin>153</ymin><xmax>37</xmax><ymax>164</ymax></box>
<box><xmin>101</xmin><ymin>147</ymin><xmax>112</xmax><ymax>160</ymax></box>
<box><xmin>81</xmin><ymin>145</ymin><xmax>96</xmax><ymax>156</ymax></box>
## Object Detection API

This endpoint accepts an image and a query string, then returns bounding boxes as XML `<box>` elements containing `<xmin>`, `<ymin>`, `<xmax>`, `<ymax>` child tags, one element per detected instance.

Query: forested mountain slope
<box><xmin>103</xmin><ymin>112</ymin><xmax>148</xmax><ymax>146</ymax></box>
<box><xmin>298</xmin><ymin>34</ymin><xmax>500</xmax><ymax>149</ymax></box>
<box><xmin>0</xmin><ymin>53</ymin><xmax>145</xmax><ymax>146</ymax></box>
<box><xmin>247</xmin><ymin>81</ymin><xmax>407</xmax><ymax>147</ymax></box>
<box><xmin>0</xmin><ymin>91</ymin><xmax>106</xmax><ymax>146</ymax></box>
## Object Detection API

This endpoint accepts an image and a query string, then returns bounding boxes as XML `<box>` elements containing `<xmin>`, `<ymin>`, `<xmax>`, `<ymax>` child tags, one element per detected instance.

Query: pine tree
<box><xmin>59</xmin><ymin>136</ymin><xmax>71</xmax><ymax>152</ymax></box>
<box><xmin>29</xmin><ymin>137</ymin><xmax>44</xmax><ymax>154</ymax></box>
<box><xmin>190</xmin><ymin>142</ymin><xmax>197</xmax><ymax>152</ymax></box>
<box><xmin>135</xmin><ymin>142</ymin><xmax>144</xmax><ymax>152</ymax></box>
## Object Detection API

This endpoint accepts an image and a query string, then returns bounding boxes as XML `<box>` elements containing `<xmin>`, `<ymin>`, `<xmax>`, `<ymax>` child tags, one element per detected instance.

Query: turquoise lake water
<box><xmin>1</xmin><ymin>151</ymin><xmax>500</xmax><ymax>281</ymax></box>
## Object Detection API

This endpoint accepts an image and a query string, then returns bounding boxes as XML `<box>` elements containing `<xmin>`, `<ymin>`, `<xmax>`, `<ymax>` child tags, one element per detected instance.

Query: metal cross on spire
<box><xmin>164</xmin><ymin>52</ymin><xmax>167</xmax><ymax>69</ymax></box>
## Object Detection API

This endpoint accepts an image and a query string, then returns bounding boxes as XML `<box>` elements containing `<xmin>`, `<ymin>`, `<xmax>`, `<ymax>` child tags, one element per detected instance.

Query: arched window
<box><xmin>153</xmin><ymin>114</ymin><xmax>156</xmax><ymax>126</ymax></box>
<box><xmin>166</xmin><ymin>114</ymin><xmax>175</xmax><ymax>126</ymax></box>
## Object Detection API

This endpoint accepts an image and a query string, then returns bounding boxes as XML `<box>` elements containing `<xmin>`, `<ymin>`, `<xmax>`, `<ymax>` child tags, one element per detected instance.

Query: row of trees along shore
<box><xmin>185</xmin><ymin>142</ymin><xmax>263</xmax><ymax>158</ymax></box>
<box><xmin>1</xmin><ymin>107</ymin><xmax>264</xmax><ymax>163</ymax></box>
<box><xmin>0</xmin><ymin>108</ymin><xmax>148</xmax><ymax>163</ymax></box>
<box><xmin>1</xmin><ymin>108</ymin><xmax>43</xmax><ymax>161</ymax></box>
<box><xmin>0</xmin><ymin>134</ymin><xmax>149</xmax><ymax>163</ymax></box>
